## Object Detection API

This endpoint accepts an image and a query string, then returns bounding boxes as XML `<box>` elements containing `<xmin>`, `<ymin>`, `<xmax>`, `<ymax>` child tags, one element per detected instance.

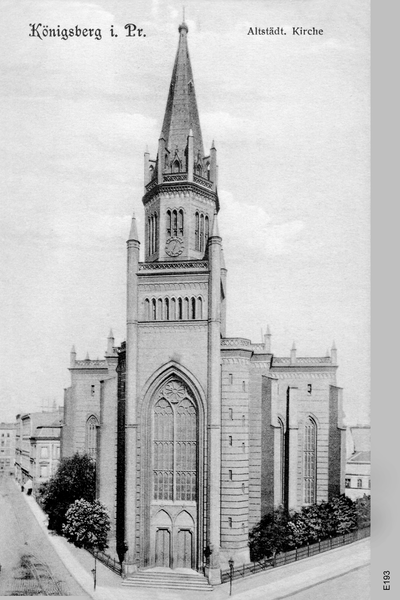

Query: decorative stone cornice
<box><xmin>271</xmin><ymin>371</ymin><xmax>335</xmax><ymax>379</ymax></box>
<box><xmin>139</xmin><ymin>282</ymin><xmax>208</xmax><ymax>292</ymax></box>
<box><xmin>221</xmin><ymin>357</ymin><xmax>250</xmax><ymax>365</ymax></box>
<box><xmin>273</xmin><ymin>356</ymin><xmax>333</xmax><ymax>366</ymax></box>
<box><xmin>139</xmin><ymin>261</ymin><xmax>208</xmax><ymax>272</ymax></box>
<box><xmin>139</xmin><ymin>322</ymin><xmax>207</xmax><ymax>331</ymax></box>
<box><xmin>72</xmin><ymin>360</ymin><xmax>108</xmax><ymax>369</ymax></box>
<box><xmin>221</xmin><ymin>338</ymin><xmax>252</xmax><ymax>348</ymax></box>
<box><xmin>143</xmin><ymin>181</ymin><xmax>218</xmax><ymax>209</ymax></box>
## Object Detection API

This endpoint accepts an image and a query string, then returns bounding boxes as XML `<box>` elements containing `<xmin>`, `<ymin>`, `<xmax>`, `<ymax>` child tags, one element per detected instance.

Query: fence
<box><xmin>220</xmin><ymin>526</ymin><xmax>370</xmax><ymax>583</ymax></box>
<box><xmin>89</xmin><ymin>550</ymin><xmax>122</xmax><ymax>575</ymax></box>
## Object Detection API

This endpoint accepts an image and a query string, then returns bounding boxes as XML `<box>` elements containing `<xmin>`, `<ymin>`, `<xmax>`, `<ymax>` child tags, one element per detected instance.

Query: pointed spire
<box><xmin>128</xmin><ymin>212</ymin><xmax>139</xmax><ymax>241</ymax></box>
<box><xmin>210</xmin><ymin>211</ymin><xmax>220</xmax><ymax>238</ymax></box>
<box><xmin>290</xmin><ymin>342</ymin><xmax>297</xmax><ymax>365</ymax></box>
<box><xmin>70</xmin><ymin>346</ymin><xmax>76</xmax><ymax>368</ymax></box>
<box><xmin>85</xmin><ymin>351</ymin><xmax>90</xmax><ymax>361</ymax></box>
<box><xmin>220</xmin><ymin>245</ymin><xmax>226</xmax><ymax>270</ymax></box>
<box><xmin>160</xmin><ymin>21</ymin><xmax>204</xmax><ymax>163</ymax></box>
<box><xmin>106</xmin><ymin>329</ymin><xmax>115</xmax><ymax>356</ymax></box>
<box><xmin>264</xmin><ymin>325</ymin><xmax>272</xmax><ymax>353</ymax></box>
<box><xmin>331</xmin><ymin>341</ymin><xmax>338</xmax><ymax>365</ymax></box>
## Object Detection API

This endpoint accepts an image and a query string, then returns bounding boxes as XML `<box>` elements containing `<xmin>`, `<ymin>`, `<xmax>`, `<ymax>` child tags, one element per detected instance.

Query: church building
<box><xmin>61</xmin><ymin>21</ymin><xmax>346</xmax><ymax>585</ymax></box>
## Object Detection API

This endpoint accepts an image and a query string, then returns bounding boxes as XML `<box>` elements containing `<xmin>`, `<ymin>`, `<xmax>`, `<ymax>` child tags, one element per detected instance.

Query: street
<box><xmin>0</xmin><ymin>473</ymin><xmax>88</xmax><ymax>596</ymax></box>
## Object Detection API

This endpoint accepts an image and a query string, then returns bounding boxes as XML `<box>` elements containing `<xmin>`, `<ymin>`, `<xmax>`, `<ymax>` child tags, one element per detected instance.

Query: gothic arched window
<box><xmin>205</xmin><ymin>215</ymin><xmax>209</xmax><ymax>246</ymax></box>
<box><xmin>164</xmin><ymin>298</ymin><xmax>170</xmax><ymax>320</ymax></box>
<box><xmin>178</xmin><ymin>209</ymin><xmax>184</xmax><ymax>237</ymax></box>
<box><xmin>157</xmin><ymin>298</ymin><xmax>163</xmax><ymax>320</ymax></box>
<box><xmin>199</xmin><ymin>214</ymin><xmax>204</xmax><ymax>252</ymax></box>
<box><xmin>153</xmin><ymin>399</ymin><xmax>174</xmax><ymax>500</ymax></box>
<box><xmin>178</xmin><ymin>298</ymin><xmax>183</xmax><ymax>320</ymax></box>
<box><xmin>154</xmin><ymin>213</ymin><xmax>159</xmax><ymax>252</ymax></box>
<box><xmin>184</xmin><ymin>297</ymin><xmax>189</xmax><ymax>320</ymax></box>
<box><xmin>167</xmin><ymin>210</ymin><xmax>171</xmax><ymax>236</ymax></box>
<box><xmin>152</xmin><ymin>298</ymin><xmax>157</xmax><ymax>320</ymax></box>
<box><xmin>173</xmin><ymin>159</ymin><xmax>180</xmax><ymax>173</ymax></box>
<box><xmin>171</xmin><ymin>297</ymin><xmax>176</xmax><ymax>320</ymax></box>
<box><xmin>172</xmin><ymin>210</ymin><xmax>178</xmax><ymax>236</ymax></box>
<box><xmin>191</xmin><ymin>297</ymin><xmax>196</xmax><ymax>320</ymax></box>
<box><xmin>277</xmin><ymin>418</ymin><xmax>285</xmax><ymax>506</ymax></box>
<box><xmin>86</xmin><ymin>415</ymin><xmax>98</xmax><ymax>460</ymax></box>
<box><xmin>195</xmin><ymin>212</ymin><xmax>199</xmax><ymax>250</ymax></box>
<box><xmin>304</xmin><ymin>417</ymin><xmax>317</xmax><ymax>504</ymax></box>
<box><xmin>153</xmin><ymin>389</ymin><xmax>197</xmax><ymax>502</ymax></box>
<box><xmin>197</xmin><ymin>296</ymin><xmax>203</xmax><ymax>319</ymax></box>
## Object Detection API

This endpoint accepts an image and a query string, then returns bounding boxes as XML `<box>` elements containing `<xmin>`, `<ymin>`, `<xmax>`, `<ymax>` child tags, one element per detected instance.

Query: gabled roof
<box><xmin>348</xmin><ymin>450</ymin><xmax>371</xmax><ymax>464</ymax></box>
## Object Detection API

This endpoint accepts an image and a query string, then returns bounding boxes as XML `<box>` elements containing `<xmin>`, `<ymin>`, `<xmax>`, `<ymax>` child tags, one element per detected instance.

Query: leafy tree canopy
<box><xmin>249</xmin><ymin>494</ymin><xmax>370</xmax><ymax>562</ymax></box>
<box><xmin>40</xmin><ymin>453</ymin><xmax>96</xmax><ymax>533</ymax></box>
<box><xmin>63</xmin><ymin>499</ymin><xmax>110</xmax><ymax>552</ymax></box>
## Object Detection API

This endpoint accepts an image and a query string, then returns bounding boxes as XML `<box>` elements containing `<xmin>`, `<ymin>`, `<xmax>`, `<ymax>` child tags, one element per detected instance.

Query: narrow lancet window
<box><xmin>304</xmin><ymin>417</ymin><xmax>317</xmax><ymax>504</ymax></box>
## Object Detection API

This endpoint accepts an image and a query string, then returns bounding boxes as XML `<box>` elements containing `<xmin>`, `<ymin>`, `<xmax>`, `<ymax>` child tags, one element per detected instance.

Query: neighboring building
<box><xmin>64</xmin><ymin>22</ymin><xmax>346</xmax><ymax>584</ymax></box>
<box><xmin>345</xmin><ymin>425</ymin><xmax>371</xmax><ymax>500</ymax></box>
<box><xmin>15</xmin><ymin>410</ymin><xmax>62</xmax><ymax>493</ymax></box>
<box><xmin>0</xmin><ymin>422</ymin><xmax>16</xmax><ymax>475</ymax></box>
<box><xmin>61</xmin><ymin>331</ymin><xmax>118</xmax><ymax>459</ymax></box>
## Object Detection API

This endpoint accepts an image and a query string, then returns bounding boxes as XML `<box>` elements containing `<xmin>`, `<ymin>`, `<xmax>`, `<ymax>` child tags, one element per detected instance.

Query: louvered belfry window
<box><xmin>153</xmin><ymin>383</ymin><xmax>197</xmax><ymax>502</ymax></box>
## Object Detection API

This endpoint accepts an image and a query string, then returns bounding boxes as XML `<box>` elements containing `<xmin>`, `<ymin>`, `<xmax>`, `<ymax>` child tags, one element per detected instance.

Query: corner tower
<box><xmin>124</xmin><ymin>22</ymin><xmax>225</xmax><ymax>584</ymax></box>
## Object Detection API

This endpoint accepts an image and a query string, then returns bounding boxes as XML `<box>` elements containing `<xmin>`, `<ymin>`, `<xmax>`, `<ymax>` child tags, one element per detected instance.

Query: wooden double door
<box><xmin>152</xmin><ymin>509</ymin><xmax>196</xmax><ymax>569</ymax></box>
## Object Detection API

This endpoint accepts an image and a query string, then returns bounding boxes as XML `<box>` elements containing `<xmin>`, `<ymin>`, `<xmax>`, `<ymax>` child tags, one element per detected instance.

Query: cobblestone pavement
<box><xmin>0</xmin><ymin>473</ymin><xmax>89</xmax><ymax>596</ymax></box>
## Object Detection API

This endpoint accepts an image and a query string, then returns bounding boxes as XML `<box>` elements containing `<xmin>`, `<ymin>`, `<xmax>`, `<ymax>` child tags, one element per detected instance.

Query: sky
<box><xmin>0</xmin><ymin>0</ymin><xmax>369</xmax><ymax>425</ymax></box>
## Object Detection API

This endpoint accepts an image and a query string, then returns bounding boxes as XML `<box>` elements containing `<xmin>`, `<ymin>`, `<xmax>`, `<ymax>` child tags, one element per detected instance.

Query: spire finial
<box><xmin>128</xmin><ymin>211</ymin><xmax>139</xmax><ymax>242</ymax></box>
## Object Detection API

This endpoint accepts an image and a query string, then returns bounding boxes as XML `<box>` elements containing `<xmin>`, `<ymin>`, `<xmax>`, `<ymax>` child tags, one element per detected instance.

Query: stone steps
<box><xmin>122</xmin><ymin>569</ymin><xmax>213</xmax><ymax>591</ymax></box>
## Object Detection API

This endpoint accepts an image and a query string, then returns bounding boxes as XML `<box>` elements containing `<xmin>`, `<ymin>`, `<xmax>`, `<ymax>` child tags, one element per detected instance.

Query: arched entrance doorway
<box><xmin>148</xmin><ymin>377</ymin><xmax>200</xmax><ymax>569</ymax></box>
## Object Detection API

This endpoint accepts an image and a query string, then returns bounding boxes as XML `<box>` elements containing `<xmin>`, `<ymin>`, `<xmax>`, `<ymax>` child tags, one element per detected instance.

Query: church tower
<box><xmin>124</xmin><ymin>21</ymin><xmax>225</xmax><ymax>583</ymax></box>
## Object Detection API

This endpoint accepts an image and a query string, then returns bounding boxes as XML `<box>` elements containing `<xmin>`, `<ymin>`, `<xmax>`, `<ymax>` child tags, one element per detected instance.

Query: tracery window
<box><xmin>153</xmin><ymin>390</ymin><xmax>197</xmax><ymax>502</ymax></box>
<box><xmin>304</xmin><ymin>417</ymin><xmax>317</xmax><ymax>504</ymax></box>
<box><xmin>86</xmin><ymin>415</ymin><xmax>98</xmax><ymax>460</ymax></box>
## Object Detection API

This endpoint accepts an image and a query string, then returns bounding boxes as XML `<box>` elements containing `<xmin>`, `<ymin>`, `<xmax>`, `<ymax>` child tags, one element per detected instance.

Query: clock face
<box><xmin>165</xmin><ymin>236</ymin><xmax>184</xmax><ymax>257</ymax></box>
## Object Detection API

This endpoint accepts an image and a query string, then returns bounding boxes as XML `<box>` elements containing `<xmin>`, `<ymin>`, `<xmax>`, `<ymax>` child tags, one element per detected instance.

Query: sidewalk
<box><xmin>22</xmin><ymin>489</ymin><xmax>370</xmax><ymax>600</ymax></box>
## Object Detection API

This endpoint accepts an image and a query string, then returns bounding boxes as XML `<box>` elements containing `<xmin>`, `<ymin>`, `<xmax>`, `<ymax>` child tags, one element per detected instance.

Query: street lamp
<box><xmin>228</xmin><ymin>558</ymin><xmax>234</xmax><ymax>596</ymax></box>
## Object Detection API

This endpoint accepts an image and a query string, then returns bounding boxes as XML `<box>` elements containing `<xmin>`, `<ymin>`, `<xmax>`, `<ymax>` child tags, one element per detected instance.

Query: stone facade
<box><xmin>62</xmin><ymin>21</ymin><xmax>346</xmax><ymax>584</ymax></box>
<box><xmin>14</xmin><ymin>410</ymin><xmax>62</xmax><ymax>493</ymax></box>
<box><xmin>0</xmin><ymin>422</ymin><xmax>16</xmax><ymax>476</ymax></box>
<box><xmin>345</xmin><ymin>426</ymin><xmax>370</xmax><ymax>500</ymax></box>
<box><xmin>61</xmin><ymin>331</ymin><xmax>118</xmax><ymax>460</ymax></box>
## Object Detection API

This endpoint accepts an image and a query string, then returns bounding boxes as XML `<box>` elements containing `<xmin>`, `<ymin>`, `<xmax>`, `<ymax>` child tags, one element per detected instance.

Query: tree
<box><xmin>354</xmin><ymin>494</ymin><xmax>371</xmax><ymax>528</ymax></box>
<box><xmin>40</xmin><ymin>453</ymin><xmax>96</xmax><ymax>533</ymax></box>
<box><xmin>63</xmin><ymin>499</ymin><xmax>110</xmax><ymax>590</ymax></box>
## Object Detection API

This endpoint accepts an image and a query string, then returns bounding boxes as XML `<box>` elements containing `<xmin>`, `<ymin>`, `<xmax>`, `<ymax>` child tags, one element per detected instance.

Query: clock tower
<box><xmin>124</xmin><ymin>21</ymin><xmax>226</xmax><ymax>583</ymax></box>
<box><xmin>143</xmin><ymin>21</ymin><xmax>219</xmax><ymax>264</ymax></box>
